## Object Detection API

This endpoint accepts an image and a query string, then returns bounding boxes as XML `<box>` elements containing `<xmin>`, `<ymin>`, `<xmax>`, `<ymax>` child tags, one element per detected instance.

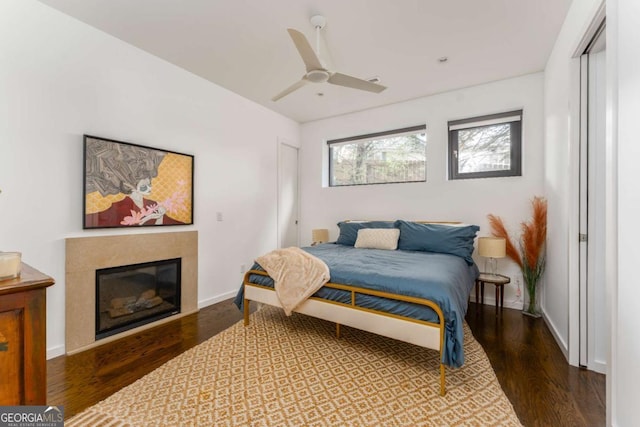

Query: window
<box><xmin>328</xmin><ymin>125</ymin><xmax>427</xmax><ymax>187</ymax></box>
<box><xmin>448</xmin><ymin>110</ymin><xmax>522</xmax><ymax>180</ymax></box>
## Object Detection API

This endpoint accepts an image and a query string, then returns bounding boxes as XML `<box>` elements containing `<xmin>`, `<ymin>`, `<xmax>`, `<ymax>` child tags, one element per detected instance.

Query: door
<box><xmin>278</xmin><ymin>142</ymin><xmax>299</xmax><ymax>248</ymax></box>
<box><xmin>578</xmin><ymin>25</ymin><xmax>607</xmax><ymax>373</ymax></box>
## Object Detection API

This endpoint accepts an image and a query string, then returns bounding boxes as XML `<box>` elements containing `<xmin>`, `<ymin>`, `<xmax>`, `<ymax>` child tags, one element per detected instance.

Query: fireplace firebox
<box><xmin>95</xmin><ymin>258</ymin><xmax>181</xmax><ymax>340</ymax></box>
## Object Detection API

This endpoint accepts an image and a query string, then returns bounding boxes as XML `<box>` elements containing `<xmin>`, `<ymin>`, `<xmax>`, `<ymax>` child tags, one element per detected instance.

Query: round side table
<box><xmin>475</xmin><ymin>273</ymin><xmax>511</xmax><ymax>313</ymax></box>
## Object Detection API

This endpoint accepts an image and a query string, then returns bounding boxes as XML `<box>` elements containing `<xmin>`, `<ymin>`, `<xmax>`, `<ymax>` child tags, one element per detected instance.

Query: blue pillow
<box><xmin>396</xmin><ymin>220</ymin><xmax>480</xmax><ymax>265</ymax></box>
<box><xmin>336</xmin><ymin>221</ymin><xmax>398</xmax><ymax>246</ymax></box>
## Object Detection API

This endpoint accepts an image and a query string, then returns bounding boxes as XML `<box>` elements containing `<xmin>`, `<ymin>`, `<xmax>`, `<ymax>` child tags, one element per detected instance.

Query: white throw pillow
<box><xmin>354</xmin><ymin>228</ymin><xmax>400</xmax><ymax>250</ymax></box>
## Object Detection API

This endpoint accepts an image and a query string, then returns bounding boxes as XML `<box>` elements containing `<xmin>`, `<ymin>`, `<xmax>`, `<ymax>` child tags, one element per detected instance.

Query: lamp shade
<box><xmin>478</xmin><ymin>237</ymin><xmax>506</xmax><ymax>258</ymax></box>
<box><xmin>312</xmin><ymin>229</ymin><xmax>329</xmax><ymax>243</ymax></box>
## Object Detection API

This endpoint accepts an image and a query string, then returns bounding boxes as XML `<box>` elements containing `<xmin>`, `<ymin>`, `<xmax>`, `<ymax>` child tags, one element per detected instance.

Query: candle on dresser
<box><xmin>0</xmin><ymin>252</ymin><xmax>21</xmax><ymax>280</ymax></box>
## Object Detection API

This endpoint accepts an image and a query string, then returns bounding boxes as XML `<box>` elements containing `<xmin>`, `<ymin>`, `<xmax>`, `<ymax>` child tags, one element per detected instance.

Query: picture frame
<box><xmin>83</xmin><ymin>135</ymin><xmax>194</xmax><ymax>229</ymax></box>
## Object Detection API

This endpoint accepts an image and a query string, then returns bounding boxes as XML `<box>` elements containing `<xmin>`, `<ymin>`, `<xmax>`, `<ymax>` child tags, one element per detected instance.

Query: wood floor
<box><xmin>465</xmin><ymin>303</ymin><xmax>605</xmax><ymax>427</ymax></box>
<box><xmin>47</xmin><ymin>299</ymin><xmax>605</xmax><ymax>426</ymax></box>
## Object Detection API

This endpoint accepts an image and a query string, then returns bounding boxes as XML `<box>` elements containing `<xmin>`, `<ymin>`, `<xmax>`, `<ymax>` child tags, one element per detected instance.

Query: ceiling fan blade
<box><xmin>328</xmin><ymin>72</ymin><xmax>387</xmax><ymax>93</ymax></box>
<box><xmin>287</xmin><ymin>28</ymin><xmax>323</xmax><ymax>72</ymax></box>
<box><xmin>271</xmin><ymin>78</ymin><xmax>309</xmax><ymax>102</ymax></box>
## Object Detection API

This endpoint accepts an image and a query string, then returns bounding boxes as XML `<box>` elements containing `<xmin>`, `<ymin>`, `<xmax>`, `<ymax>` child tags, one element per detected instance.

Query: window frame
<box><xmin>327</xmin><ymin>125</ymin><xmax>427</xmax><ymax>187</ymax></box>
<box><xmin>447</xmin><ymin>110</ymin><xmax>522</xmax><ymax>180</ymax></box>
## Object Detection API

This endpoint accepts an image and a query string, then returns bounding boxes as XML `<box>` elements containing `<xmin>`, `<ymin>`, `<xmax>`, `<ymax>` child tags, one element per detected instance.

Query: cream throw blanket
<box><xmin>256</xmin><ymin>247</ymin><xmax>330</xmax><ymax>316</ymax></box>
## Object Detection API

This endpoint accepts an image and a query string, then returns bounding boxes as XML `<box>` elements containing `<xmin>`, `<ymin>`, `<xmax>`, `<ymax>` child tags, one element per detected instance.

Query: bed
<box><xmin>235</xmin><ymin>220</ymin><xmax>480</xmax><ymax>396</ymax></box>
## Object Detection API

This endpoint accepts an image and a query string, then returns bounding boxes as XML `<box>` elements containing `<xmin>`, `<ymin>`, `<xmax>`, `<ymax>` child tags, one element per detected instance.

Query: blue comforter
<box><xmin>235</xmin><ymin>243</ymin><xmax>478</xmax><ymax>367</ymax></box>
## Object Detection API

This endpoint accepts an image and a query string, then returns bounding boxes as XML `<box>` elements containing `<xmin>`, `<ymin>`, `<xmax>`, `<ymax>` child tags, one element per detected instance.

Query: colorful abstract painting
<box><xmin>83</xmin><ymin>135</ymin><xmax>194</xmax><ymax>229</ymax></box>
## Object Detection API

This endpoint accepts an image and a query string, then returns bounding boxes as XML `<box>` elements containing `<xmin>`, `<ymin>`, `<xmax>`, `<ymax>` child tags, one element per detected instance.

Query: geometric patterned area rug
<box><xmin>67</xmin><ymin>305</ymin><xmax>522</xmax><ymax>426</ymax></box>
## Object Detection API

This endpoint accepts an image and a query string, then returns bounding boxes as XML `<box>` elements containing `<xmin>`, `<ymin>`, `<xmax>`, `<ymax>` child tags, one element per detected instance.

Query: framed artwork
<box><xmin>83</xmin><ymin>135</ymin><xmax>194</xmax><ymax>229</ymax></box>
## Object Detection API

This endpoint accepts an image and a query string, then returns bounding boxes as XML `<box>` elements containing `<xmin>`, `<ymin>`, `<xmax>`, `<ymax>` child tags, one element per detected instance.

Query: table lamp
<box><xmin>478</xmin><ymin>237</ymin><xmax>506</xmax><ymax>276</ymax></box>
<box><xmin>311</xmin><ymin>229</ymin><xmax>329</xmax><ymax>246</ymax></box>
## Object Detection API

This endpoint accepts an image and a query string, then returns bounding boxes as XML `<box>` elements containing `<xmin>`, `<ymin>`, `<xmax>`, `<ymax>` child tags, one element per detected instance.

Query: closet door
<box><xmin>278</xmin><ymin>142</ymin><xmax>299</xmax><ymax>248</ymax></box>
<box><xmin>578</xmin><ymin>26</ymin><xmax>607</xmax><ymax>374</ymax></box>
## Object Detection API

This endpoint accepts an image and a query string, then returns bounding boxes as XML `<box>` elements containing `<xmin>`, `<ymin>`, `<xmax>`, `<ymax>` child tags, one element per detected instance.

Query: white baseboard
<box><xmin>471</xmin><ymin>295</ymin><xmax>523</xmax><ymax>310</ymax></box>
<box><xmin>198</xmin><ymin>290</ymin><xmax>237</xmax><ymax>309</ymax></box>
<box><xmin>589</xmin><ymin>360</ymin><xmax>607</xmax><ymax>374</ymax></box>
<box><xmin>543</xmin><ymin>310</ymin><xmax>569</xmax><ymax>361</ymax></box>
<box><xmin>47</xmin><ymin>344</ymin><xmax>65</xmax><ymax>360</ymax></box>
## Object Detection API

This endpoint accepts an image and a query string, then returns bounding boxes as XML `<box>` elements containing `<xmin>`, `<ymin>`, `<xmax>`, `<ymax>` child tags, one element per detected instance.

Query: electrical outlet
<box><xmin>216</xmin><ymin>212</ymin><xmax>223</xmax><ymax>221</ymax></box>
<box><xmin>240</xmin><ymin>264</ymin><xmax>246</xmax><ymax>273</ymax></box>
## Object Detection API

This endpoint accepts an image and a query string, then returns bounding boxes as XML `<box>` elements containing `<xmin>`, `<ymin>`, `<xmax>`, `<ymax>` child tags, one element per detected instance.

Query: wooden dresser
<box><xmin>0</xmin><ymin>263</ymin><xmax>55</xmax><ymax>405</ymax></box>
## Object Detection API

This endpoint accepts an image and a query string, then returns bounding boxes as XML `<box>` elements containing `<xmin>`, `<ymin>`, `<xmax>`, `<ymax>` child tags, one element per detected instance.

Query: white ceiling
<box><xmin>38</xmin><ymin>0</ymin><xmax>572</xmax><ymax>123</ymax></box>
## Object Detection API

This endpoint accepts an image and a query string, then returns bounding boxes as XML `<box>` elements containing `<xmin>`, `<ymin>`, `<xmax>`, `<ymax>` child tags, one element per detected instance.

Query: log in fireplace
<box><xmin>95</xmin><ymin>258</ymin><xmax>181</xmax><ymax>340</ymax></box>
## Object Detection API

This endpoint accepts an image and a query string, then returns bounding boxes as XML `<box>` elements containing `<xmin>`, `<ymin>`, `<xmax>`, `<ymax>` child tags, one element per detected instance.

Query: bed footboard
<box><xmin>242</xmin><ymin>269</ymin><xmax>447</xmax><ymax>396</ymax></box>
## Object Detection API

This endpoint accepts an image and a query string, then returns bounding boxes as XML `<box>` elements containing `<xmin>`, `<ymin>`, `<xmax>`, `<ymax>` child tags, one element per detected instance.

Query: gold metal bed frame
<box><xmin>242</xmin><ymin>270</ymin><xmax>448</xmax><ymax>396</ymax></box>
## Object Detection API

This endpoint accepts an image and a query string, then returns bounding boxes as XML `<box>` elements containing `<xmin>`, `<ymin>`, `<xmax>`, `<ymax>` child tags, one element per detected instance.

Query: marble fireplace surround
<box><xmin>65</xmin><ymin>230</ymin><xmax>198</xmax><ymax>354</ymax></box>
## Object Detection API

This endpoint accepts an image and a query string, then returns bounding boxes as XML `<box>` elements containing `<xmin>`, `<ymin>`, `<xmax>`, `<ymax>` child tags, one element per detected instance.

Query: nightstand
<box><xmin>475</xmin><ymin>273</ymin><xmax>510</xmax><ymax>312</ymax></box>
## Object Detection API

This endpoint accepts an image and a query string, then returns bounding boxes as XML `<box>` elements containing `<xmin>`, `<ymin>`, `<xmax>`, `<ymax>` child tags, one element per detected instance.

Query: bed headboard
<box><xmin>343</xmin><ymin>220</ymin><xmax>462</xmax><ymax>225</ymax></box>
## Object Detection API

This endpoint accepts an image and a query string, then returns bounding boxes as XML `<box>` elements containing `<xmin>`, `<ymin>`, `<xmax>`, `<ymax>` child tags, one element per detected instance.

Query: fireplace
<box><xmin>66</xmin><ymin>231</ymin><xmax>197</xmax><ymax>354</ymax></box>
<box><xmin>95</xmin><ymin>258</ymin><xmax>181</xmax><ymax>340</ymax></box>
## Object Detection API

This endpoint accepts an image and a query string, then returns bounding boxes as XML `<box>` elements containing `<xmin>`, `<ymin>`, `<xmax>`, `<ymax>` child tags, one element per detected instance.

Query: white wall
<box><xmin>543</xmin><ymin>0</ymin><xmax>603</xmax><ymax>363</ymax></box>
<box><xmin>299</xmin><ymin>73</ymin><xmax>545</xmax><ymax>309</ymax></box>
<box><xmin>611</xmin><ymin>0</ymin><xmax>640</xmax><ymax>424</ymax></box>
<box><xmin>0</xmin><ymin>0</ymin><xmax>299</xmax><ymax>358</ymax></box>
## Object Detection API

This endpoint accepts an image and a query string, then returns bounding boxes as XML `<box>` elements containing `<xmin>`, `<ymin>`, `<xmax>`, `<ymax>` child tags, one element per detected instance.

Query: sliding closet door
<box><xmin>578</xmin><ymin>26</ymin><xmax>607</xmax><ymax>374</ymax></box>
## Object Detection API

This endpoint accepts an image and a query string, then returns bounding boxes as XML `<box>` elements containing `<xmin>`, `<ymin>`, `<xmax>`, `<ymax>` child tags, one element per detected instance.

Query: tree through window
<box><xmin>448</xmin><ymin>110</ymin><xmax>522</xmax><ymax>180</ymax></box>
<box><xmin>328</xmin><ymin>125</ymin><xmax>426</xmax><ymax>187</ymax></box>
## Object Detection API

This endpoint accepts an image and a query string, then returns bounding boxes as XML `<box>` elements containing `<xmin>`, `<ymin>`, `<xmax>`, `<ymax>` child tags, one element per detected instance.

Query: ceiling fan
<box><xmin>272</xmin><ymin>15</ymin><xmax>387</xmax><ymax>102</ymax></box>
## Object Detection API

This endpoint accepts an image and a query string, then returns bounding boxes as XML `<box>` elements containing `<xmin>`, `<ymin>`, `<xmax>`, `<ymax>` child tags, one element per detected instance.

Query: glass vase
<box><xmin>523</xmin><ymin>279</ymin><xmax>541</xmax><ymax>318</ymax></box>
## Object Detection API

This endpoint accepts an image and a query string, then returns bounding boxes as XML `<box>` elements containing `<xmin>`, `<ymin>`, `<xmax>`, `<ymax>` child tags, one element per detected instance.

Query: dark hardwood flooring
<box><xmin>47</xmin><ymin>299</ymin><xmax>605</xmax><ymax>426</ymax></box>
<box><xmin>466</xmin><ymin>303</ymin><xmax>605</xmax><ymax>426</ymax></box>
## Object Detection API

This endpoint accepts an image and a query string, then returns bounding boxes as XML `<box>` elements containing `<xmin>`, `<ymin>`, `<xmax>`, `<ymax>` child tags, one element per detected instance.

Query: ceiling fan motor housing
<box><xmin>306</xmin><ymin>69</ymin><xmax>330</xmax><ymax>83</ymax></box>
<box><xmin>310</xmin><ymin>15</ymin><xmax>326</xmax><ymax>29</ymax></box>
